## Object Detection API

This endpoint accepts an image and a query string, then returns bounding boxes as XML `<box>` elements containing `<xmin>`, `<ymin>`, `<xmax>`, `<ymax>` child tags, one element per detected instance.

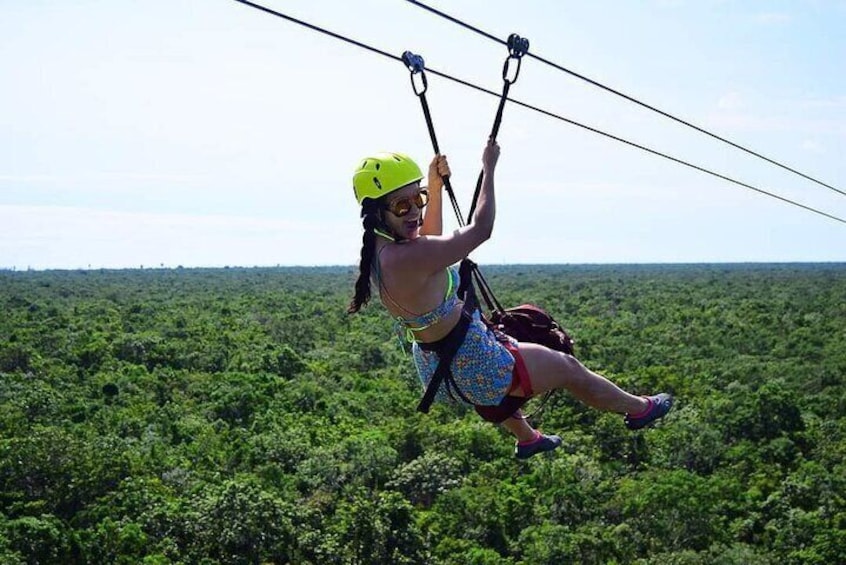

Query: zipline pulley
<box><xmin>401</xmin><ymin>51</ymin><xmax>427</xmax><ymax>96</ymax></box>
<box><xmin>503</xmin><ymin>33</ymin><xmax>529</xmax><ymax>84</ymax></box>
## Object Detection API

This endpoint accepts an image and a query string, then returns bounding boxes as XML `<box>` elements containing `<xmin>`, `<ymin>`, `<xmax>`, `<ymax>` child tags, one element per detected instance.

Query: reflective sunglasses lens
<box><xmin>415</xmin><ymin>190</ymin><xmax>429</xmax><ymax>209</ymax></box>
<box><xmin>388</xmin><ymin>198</ymin><xmax>409</xmax><ymax>217</ymax></box>
<box><xmin>389</xmin><ymin>189</ymin><xmax>428</xmax><ymax>217</ymax></box>
<box><xmin>394</xmin><ymin>201</ymin><xmax>412</xmax><ymax>216</ymax></box>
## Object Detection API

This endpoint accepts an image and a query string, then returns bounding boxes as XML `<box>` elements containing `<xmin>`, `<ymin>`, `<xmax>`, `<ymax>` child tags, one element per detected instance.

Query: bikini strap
<box><xmin>373</xmin><ymin>245</ymin><xmax>417</xmax><ymax>318</ymax></box>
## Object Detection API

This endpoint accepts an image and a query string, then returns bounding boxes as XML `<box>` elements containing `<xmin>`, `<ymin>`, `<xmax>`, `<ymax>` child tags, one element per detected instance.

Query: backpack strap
<box><xmin>457</xmin><ymin>258</ymin><xmax>479</xmax><ymax>311</ymax></box>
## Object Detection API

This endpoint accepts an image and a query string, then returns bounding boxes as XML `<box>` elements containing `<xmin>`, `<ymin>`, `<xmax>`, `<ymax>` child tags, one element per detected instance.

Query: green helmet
<box><xmin>352</xmin><ymin>152</ymin><xmax>423</xmax><ymax>205</ymax></box>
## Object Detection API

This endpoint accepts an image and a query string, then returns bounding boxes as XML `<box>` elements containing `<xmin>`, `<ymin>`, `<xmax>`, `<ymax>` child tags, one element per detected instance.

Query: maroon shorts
<box><xmin>473</xmin><ymin>341</ymin><xmax>534</xmax><ymax>424</ymax></box>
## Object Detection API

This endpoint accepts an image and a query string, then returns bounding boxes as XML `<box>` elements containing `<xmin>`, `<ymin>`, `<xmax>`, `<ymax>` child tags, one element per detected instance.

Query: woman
<box><xmin>348</xmin><ymin>140</ymin><xmax>672</xmax><ymax>459</ymax></box>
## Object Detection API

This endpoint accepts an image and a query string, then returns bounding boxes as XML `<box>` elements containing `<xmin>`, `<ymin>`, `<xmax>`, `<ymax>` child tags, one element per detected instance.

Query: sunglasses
<box><xmin>386</xmin><ymin>188</ymin><xmax>429</xmax><ymax>217</ymax></box>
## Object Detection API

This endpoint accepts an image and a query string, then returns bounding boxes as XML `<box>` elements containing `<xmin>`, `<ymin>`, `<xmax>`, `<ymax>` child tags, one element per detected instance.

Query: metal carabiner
<box><xmin>502</xmin><ymin>34</ymin><xmax>530</xmax><ymax>85</ymax></box>
<box><xmin>402</xmin><ymin>50</ymin><xmax>428</xmax><ymax>96</ymax></box>
<box><xmin>502</xmin><ymin>55</ymin><xmax>522</xmax><ymax>85</ymax></box>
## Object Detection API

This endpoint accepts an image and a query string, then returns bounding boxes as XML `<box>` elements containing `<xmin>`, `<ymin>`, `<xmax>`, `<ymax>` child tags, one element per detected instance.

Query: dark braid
<box><xmin>348</xmin><ymin>210</ymin><xmax>381</xmax><ymax>314</ymax></box>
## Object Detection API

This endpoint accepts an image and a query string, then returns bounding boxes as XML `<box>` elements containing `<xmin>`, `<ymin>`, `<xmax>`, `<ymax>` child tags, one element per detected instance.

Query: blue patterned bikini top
<box><xmin>373</xmin><ymin>259</ymin><xmax>461</xmax><ymax>343</ymax></box>
<box><xmin>400</xmin><ymin>265</ymin><xmax>460</xmax><ymax>329</ymax></box>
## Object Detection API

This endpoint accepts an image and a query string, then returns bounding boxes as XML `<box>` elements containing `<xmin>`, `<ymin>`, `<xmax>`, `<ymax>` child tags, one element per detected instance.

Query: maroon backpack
<box><xmin>487</xmin><ymin>304</ymin><xmax>575</xmax><ymax>355</ymax></box>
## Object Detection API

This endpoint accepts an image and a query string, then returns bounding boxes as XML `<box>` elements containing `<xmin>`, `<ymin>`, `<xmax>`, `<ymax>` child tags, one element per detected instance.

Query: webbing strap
<box><xmin>402</xmin><ymin>51</ymin><xmax>466</xmax><ymax>228</ymax></box>
<box><xmin>459</xmin><ymin>258</ymin><xmax>502</xmax><ymax>313</ymax></box>
<box><xmin>466</xmin><ymin>33</ymin><xmax>528</xmax><ymax>223</ymax></box>
<box><xmin>466</xmin><ymin>82</ymin><xmax>511</xmax><ymax>222</ymax></box>
<box><xmin>416</xmin><ymin>302</ymin><xmax>475</xmax><ymax>413</ymax></box>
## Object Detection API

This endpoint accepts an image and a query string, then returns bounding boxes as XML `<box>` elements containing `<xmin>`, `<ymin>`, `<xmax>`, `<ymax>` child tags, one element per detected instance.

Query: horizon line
<box><xmin>3</xmin><ymin>260</ymin><xmax>846</xmax><ymax>273</ymax></box>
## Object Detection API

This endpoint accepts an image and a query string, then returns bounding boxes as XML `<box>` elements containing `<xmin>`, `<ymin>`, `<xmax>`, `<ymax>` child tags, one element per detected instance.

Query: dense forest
<box><xmin>1</xmin><ymin>264</ymin><xmax>844</xmax><ymax>564</ymax></box>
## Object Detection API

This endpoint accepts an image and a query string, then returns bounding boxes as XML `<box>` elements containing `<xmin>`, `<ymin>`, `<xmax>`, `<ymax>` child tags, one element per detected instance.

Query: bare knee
<box><xmin>516</xmin><ymin>342</ymin><xmax>584</xmax><ymax>394</ymax></box>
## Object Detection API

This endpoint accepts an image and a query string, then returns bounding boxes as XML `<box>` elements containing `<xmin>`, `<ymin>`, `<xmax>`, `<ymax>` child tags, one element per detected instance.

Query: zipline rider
<box><xmin>347</xmin><ymin>142</ymin><xmax>673</xmax><ymax>459</ymax></box>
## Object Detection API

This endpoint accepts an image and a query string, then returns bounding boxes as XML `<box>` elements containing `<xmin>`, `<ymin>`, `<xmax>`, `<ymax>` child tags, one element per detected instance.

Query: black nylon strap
<box><xmin>458</xmin><ymin>258</ymin><xmax>500</xmax><ymax>313</ymax></box>
<box><xmin>416</xmin><ymin>304</ymin><xmax>474</xmax><ymax>413</ymax></box>
<box><xmin>465</xmin><ymin>66</ymin><xmax>513</xmax><ymax>223</ymax></box>
<box><xmin>416</xmin><ymin>92</ymin><xmax>465</xmax><ymax>225</ymax></box>
<box><xmin>456</xmin><ymin>259</ymin><xmax>477</xmax><ymax>305</ymax></box>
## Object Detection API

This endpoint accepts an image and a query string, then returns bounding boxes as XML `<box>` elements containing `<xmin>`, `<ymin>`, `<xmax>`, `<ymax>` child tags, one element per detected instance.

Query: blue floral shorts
<box><xmin>412</xmin><ymin>310</ymin><xmax>516</xmax><ymax>406</ymax></box>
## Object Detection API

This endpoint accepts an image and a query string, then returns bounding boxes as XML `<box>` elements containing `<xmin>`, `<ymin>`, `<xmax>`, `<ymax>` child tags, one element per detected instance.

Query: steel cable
<box><xmin>404</xmin><ymin>0</ymin><xmax>846</xmax><ymax>198</ymax></box>
<box><xmin>232</xmin><ymin>0</ymin><xmax>846</xmax><ymax>225</ymax></box>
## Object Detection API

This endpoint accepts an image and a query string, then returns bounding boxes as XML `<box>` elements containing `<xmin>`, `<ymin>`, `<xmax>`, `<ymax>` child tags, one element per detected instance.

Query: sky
<box><xmin>2</xmin><ymin>0</ymin><xmax>845</xmax><ymax>270</ymax></box>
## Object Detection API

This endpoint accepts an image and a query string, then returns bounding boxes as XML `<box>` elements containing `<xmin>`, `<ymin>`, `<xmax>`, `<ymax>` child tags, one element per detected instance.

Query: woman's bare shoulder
<box><xmin>387</xmin><ymin>229</ymin><xmax>484</xmax><ymax>277</ymax></box>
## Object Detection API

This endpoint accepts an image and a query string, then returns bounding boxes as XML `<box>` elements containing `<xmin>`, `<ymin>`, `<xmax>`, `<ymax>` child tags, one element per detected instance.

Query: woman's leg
<box><xmin>514</xmin><ymin>342</ymin><xmax>649</xmax><ymax>415</ymax></box>
<box><xmin>500</xmin><ymin>410</ymin><xmax>562</xmax><ymax>459</ymax></box>
<box><xmin>500</xmin><ymin>412</ymin><xmax>537</xmax><ymax>442</ymax></box>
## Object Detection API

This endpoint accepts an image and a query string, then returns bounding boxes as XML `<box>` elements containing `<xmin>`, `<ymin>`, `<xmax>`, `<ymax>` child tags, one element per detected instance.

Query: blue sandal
<box><xmin>515</xmin><ymin>433</ymin><xmax>562</xmax><ymax>459</ymax></box>
<box><xmin>624</xmin><ymin>393</ymin><xmax>673</xmax><ymax>430</ymax></box>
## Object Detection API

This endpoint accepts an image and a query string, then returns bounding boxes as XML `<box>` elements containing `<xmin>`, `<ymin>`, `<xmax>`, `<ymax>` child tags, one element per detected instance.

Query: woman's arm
<box><xmin>470</xmin><ymin>138</ymin><xmax>499</xmax><ymax>243</ymax></box>
<box><xmin>389</xmin><ymin>139</ymin><xmax>500</xmax><ymax>276</ymax></box>
<box><xmin>419</xmin><ymin>154</ymin><xmax>450</xmax><ymax>236</ymax></box>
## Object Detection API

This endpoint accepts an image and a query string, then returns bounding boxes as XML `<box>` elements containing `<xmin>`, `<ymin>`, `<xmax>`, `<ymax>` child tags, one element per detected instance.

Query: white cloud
<box><xmin>717</xmin><ymin>91</ymin><xmax>744</xmax><ymax>111</ymax></box>
<box><xmin>801</xmin><ymin>139</ymin><xmax>824</xmax><ymax>153</ymax></box>
<box><xmin>799</xmin><ymin>95</ymin><xmax>846</xmax><ymax>110</ymax></box>
<box><xmin>705</xmin><ymin>112</ymin><xmax>846</xmax><ymax>135</ymax></box>
<box><xmin>0</xmin><ymin>175</ymin><xmax>61</xmax><ymax>183</ymax></box>
<box><xmin>0</xmin><ymin>172</ymin><xmax>206</xmax><ymax>184</ymax></box>
<box><xmin>755</xmin><ymin>12</ymin><xmax>792</xmax><ymax>25</ymax></box>
<box><xmin>0</xmin><ymin>205</ymin><xmax>358</xmax><ymax>269</ymax></box>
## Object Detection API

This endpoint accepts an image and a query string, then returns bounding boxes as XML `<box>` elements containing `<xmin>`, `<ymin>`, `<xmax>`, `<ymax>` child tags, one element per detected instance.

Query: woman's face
<box><xmin>382</xmin><ymin>182</ymin><xmax>428</xmax><ymax>240</ymax></box>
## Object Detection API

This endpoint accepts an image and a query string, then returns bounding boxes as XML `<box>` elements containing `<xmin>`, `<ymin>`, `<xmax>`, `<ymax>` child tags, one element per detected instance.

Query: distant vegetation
<box><xmin>1</xmin><ymin>264</ymin><xmax>844</xmax><ymax>564</ymax></box>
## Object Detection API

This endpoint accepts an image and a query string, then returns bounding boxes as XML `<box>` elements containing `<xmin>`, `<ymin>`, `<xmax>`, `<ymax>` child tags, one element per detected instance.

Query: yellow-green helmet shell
<box><xmin>352</xmin><ymin>152</ymin><xmax>423</xmax><ymax>205</ymax></box>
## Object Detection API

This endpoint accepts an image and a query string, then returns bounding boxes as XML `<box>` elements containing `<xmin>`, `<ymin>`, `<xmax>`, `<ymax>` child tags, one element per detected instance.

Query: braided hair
<box><xmin>348</xmin><ymin>202</ymin><xmax>383</xmax><ymax>314</ymax></box>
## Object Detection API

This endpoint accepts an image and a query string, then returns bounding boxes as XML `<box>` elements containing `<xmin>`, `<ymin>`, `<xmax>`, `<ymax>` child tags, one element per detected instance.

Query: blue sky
<box><xmin>2</xmin><ymin>0</ymin><xmax>844</xmax><ymax>269</ymax></box>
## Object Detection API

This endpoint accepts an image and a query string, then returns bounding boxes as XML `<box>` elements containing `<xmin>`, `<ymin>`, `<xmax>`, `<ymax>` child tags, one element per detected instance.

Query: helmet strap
<box><xmin>374</xmin><ymin>228</ymin><xmax>396</xmax><ymax>242</ymax></box>
<box><xmin>362</xmin><ymin>204</ymin><xmax>405</xmax><ymax>244</ymax></box>
<box><xmin>376</xmin><ymin>208</ymin><xmax>407</xmax><ymax>243</ymax></box>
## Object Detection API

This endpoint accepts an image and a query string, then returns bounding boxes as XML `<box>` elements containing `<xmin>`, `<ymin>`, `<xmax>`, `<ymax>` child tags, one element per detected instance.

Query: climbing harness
<box><xmin>402</xmin><ymin>35</ymin><xmax>575</xmax><ymax>422</ymax></box>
